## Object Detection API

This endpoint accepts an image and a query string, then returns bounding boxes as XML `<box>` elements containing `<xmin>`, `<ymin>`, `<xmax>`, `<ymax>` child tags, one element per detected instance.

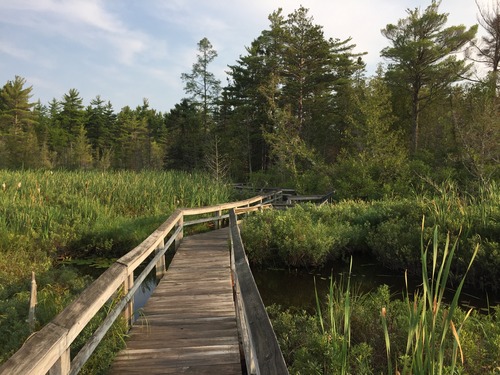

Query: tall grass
<box><xmin>0</xmin><ymin>169</ymin><xmax>231</xmax><ymax>366</ymax></box>
<box><xmin>382</xmin><ymin>218</ymin><xmax>479</xmax><ymax>374</ymax></box>
<box><xmin>314</xmin><ymin>258</ymin><xmax>368</xmax><ymax>374</ymax></box>
<box><xmin>0</xmin><ymin>169</ymin><xmax>231</xmax><ymax>284</ymax></box>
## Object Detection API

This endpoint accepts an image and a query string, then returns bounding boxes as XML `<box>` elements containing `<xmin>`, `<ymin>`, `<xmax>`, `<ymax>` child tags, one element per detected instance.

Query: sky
<box><xmin>0</xmin><ymin>0</ymin><xmax>490</xmax><ymax>113</ymax></box>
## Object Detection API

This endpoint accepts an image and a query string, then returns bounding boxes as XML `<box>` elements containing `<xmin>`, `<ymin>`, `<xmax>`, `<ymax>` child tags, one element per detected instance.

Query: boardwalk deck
<box><xmin>109</xmin><ymin>228</ymin><xmax>243</xmax><ymax>375</ymax></box>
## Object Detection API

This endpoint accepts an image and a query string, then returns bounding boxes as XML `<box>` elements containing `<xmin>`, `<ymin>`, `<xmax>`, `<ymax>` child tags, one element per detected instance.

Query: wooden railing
<box><xmin>0</xmin><ymin>191</ymin><xmax>282</xmax><ymax>375</ymax></box>
<box><xmin>229</xmin><ymin>209</ymin><xmax>289</xmax><ymax>375</ymax></box>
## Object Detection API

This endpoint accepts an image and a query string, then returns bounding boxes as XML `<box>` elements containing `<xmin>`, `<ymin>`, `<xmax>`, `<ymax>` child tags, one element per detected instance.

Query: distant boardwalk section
<box><xmin>109</xmin><ymin>228</ymin><xmax>242</xmax><ymax>374</ymax></box>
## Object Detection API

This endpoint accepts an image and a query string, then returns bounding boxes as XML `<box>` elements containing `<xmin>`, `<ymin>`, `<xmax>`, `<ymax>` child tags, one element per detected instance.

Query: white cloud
<box><xmin>0</xmin><ymin>0</ymin><xmax>151</xmax><ymax>65</ymax></box>
<box><xmin>0</xmin><ymin>40</ymin><xmax>32</xmax><ymax>60</ymax></box>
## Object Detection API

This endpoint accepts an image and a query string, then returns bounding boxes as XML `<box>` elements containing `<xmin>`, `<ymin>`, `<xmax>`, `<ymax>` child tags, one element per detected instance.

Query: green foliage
<box><xmin>242</xmin><ymin>205</ymin><xmax>357</xmax><ymax>267</ymax></box>
<box><xmin>241</xmin><ymin>182</ymin><xmax>500</xmax><ymax>290</ymax></box>
<box><xmin>381</xmin><ymin>1</ymin><xmax>478</xmax><ymax>153</ymax></box>
<box><xmin>451</xmin><ymin>80</ymin><xmax>500</xmax><ymax>183</ymax></box>
<box><xmin>388</xmin><ymin>225</ymin><xmax>479</xmax><ymax>375</ymax></box>
<box><xmin>269</xmin><ymin>230</ymin><xmax>499</xmax><ymax>374</ymax></box>
<box><xmin>0</xmin><ymin>169</ymin><xmax>231</xmax><ymax>285</ymax></box>
<box><xmin>0</xmin><ymin>267</ymin><xmax>92</xmax><ymax>363</ymax></box>
<box><xmin>181</xmin><ymin>37</ymin><xmax>221</xmax><ymax>132</ymax></box>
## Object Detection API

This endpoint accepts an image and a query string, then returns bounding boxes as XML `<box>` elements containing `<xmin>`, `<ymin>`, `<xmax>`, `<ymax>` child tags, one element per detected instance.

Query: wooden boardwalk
<box><xmin>109</xmin><ymin>228</ymin><xmax>243</xmax><ymax>375</ymax></box>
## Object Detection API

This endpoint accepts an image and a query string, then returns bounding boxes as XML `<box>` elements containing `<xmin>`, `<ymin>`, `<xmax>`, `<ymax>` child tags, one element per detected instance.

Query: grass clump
<box><xmin>269</xmin><ymin>225</ymin><xmax>499</xmax><ymax>374</ymax></box>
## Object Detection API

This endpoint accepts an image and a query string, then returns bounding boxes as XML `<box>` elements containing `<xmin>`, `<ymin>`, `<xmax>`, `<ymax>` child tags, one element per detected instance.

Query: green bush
<box><xmin>242</xmin><ymin>183</ymin><xmax>500</xmax><ymax>290</ymax></box>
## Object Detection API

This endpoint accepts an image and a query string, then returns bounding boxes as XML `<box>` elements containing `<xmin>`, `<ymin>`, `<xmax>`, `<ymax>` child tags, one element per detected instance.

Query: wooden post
<box><xmin>215</xmin><ymin>209</ymin><xmax>222</xmax><ymax>229</ymax></box>
<box><xmin>48</xmin><ymin>348</ymin><xmax>70</xmax><ymax>375</ymax></box>
<box><xmin>155</xmin><ymin>238</ymin><xmax>166</xmax><ymax>281</ymax></box>
<box><xmin>28</xmin><ymin>271</ymin><xmax>37</xmax><ymax>331</ymax></box>
<box><xmin>123</xmin><ymin>273</ymin><xmax>134</xmax><ymax>326</ymax></box>
<box><xmin>175</xmin><ymin>216</ymin><xmax>183</xmax><ymax>250</ymax></box>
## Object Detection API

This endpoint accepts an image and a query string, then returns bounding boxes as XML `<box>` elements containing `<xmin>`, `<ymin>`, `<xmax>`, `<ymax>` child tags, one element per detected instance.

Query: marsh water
<box><xmin>71</xmin><ymin>253</ymin><xmax>498</xmax><ymax>318</ymax></box>
<box><xmin>252</xmin><ymin>255</ymin><xmax>499</xmax><ymax>312</ymax></box>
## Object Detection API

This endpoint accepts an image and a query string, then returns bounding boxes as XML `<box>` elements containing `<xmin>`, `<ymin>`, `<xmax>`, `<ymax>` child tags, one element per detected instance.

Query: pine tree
<box><xmin>181</xmin><ymin>37</ymin><xmax>221</xmax><ymax>133</ymax></box>
<box><xmin>86</xmin><ymin>95</ymin><xmax>117</xmax><ymax>164</ymax></box>
<box><xmin>164</xmin><ymin>99</ymin><xmax>204</xmax><ymax>170</ymax></box>
<box><xmin>0</xmin><ymin>76</ymin><xmax>40</xmax><ymax>168</ymax></box>
<box><xmin>381</xmin><ymin>0</ymin><xmax>477</xmax><ymax>153</ymax></box>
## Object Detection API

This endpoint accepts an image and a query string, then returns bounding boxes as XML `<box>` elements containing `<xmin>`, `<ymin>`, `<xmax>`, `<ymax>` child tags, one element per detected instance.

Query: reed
<box><xmin>0</xmin><ymin>169</ymin><xmax>231</xmax><ymax>284</ymax></box>
<box><xmin>382</xmin><ymin>217</ymin><xmax>479</xmax><ymax>374</ymax></box>
<box><xmin>314</xmin><ymin>258</ymin><xmax>358</xmax><ymax>374</ymax></box>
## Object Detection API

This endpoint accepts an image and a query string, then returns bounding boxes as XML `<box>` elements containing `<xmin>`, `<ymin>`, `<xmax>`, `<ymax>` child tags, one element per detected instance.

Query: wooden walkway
<box><xmin>109</xmin><ymin>228</ymin><xmax>243</xmax><ymax>374</ymax></box>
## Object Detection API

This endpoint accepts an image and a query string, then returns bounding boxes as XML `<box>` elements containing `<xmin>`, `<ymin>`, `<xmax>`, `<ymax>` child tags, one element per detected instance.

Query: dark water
<box><xmin>251</xmin><ymin>255</ymin><xmax>499</xmax><ymax>312</ymax></box>
<box><xmin>64</xmin><ymin>257</ymin><xmax>159</xmax><ymax>320</ymax></box>
<box><xmin>70</xmin><ymin>253</ymin><xmax>499</xmax><ymax>318</ymax></box>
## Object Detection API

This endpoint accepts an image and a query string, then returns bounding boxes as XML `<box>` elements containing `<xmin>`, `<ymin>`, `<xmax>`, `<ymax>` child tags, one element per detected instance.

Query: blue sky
<box><xmin>0</xmin><ymin>0</ymin><xmax>488</xmax><ymax>113</ymax></box>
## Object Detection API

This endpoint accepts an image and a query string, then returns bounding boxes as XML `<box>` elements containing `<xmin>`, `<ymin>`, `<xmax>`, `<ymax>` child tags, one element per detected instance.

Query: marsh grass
<box><xmin>0</xmin><ymin>169</ymin><xmax>231</xmax><ymax>283</ymax></box>
<box><xmin>314</xmin><ymin>258</ymin><xmax>371</xmax><ymax>374</ymax></box>
<box><xmin>382</xmin><ymin>218</ymin><xmax>479</xmax><ymax>374</ymax></box>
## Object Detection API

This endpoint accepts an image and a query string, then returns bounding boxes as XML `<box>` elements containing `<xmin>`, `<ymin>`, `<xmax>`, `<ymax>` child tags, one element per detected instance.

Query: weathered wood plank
<box><xmin>108</xmin><ymin>228</ymin><xmax>242</xmax><ymax>375</ymax></box>
<box><xmin>229</xmin><ymin>209</ymin><xmax>289</xmax><ymax>375</ymax></box>
<box><xmin>0</xmin><ymin>323</ymin><xmax>68</xmax><ymax>375</ymax></box>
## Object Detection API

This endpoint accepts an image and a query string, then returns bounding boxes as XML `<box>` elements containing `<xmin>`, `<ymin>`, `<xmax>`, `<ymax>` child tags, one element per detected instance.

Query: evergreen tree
<box><xmin>46</xmin><ymin>98</ymin><xmax>68</xmax><ymax>166</ymax></box>
<box><xmin>181</xmin><ymin>37</ymin><xmax>221</xmax><ymax>133</ymax></box>
<box><xmin>341</xmin><ymin>67</ymin><xmax>408</xmax><ymax>195</ymax></box>
<box><xmin>451</xmin><ymin>81</ymin><xmax>500</xmax><ymax>182</ymax></box>
<box><xmin>86</xmin><ymin>95</ymin><xmax>117</xmax><ymax>165</ymax></box>
<box><xmin>60</xmin><ymin>89</ymin><xmax>86</xmax><ymax>139</ymax></box>
<box><xmin>472</xmin><ymin>0</ymin><xmax>500</xmax><ymax>75</ymax></box>
<box><xmin>164</xmin><ymin>99</ymin><xmax>204</xmax><ymax>170</ymax></box>
<box><xmin>0</xmin><ymin>76</ymin><xmax>40</xmax><ymax>168</ymax></box>
<box><xmin>58</xmin><ymin>89</ymin><xmax>87</xmax><ymax>167</ymax></box>
<box><xmin>225</xmin><ymin>6</ymin><xmax>363</xmax><ymax>180</ymax></box>
<box><xmin>135</xmin><ymin>98</ymin><xmax>168</xmax><ymax>169</ymax></box>
<box><xmin>33</xmin><ymin>101</ymin><xmax>54</xmax><ymax>168</ymax></box>
<box><xmin>71</xmin><ymin>125</ymin><xmax>93</xmax><ymax>169</ymax></box>
<box><xmin>114</xmin><ymin>106</ymin><xmax>149</xmax><ymax>170</ymax></box>
<box><xmin>381</xmin><ymin>0</ymin><xmax>477</xmax><ymax>153</ymax></box>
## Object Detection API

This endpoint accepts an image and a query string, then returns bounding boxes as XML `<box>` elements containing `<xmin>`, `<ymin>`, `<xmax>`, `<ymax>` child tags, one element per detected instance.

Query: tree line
<box><xmin>1</xmin><ymin>1</ymin><xmax>498</xmax><ymax>196</ymax></box>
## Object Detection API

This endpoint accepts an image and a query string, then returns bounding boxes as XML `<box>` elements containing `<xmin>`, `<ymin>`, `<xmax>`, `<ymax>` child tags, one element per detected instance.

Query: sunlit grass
<box><xmin>382</xmin><ymin>219</ymin><xmax>479</xmax><ymax>374</ymax></box>
<box><xmin>0</xmin><ymin>169</ymin><xmax>231</xmax><ymax>284</ymax></box>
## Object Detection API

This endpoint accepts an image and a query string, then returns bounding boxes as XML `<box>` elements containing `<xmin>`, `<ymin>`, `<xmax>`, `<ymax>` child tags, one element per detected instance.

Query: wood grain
<box><xmin>108</xmin><ymin>228</ymin><xmax>243</xmax><ymax>375</ymax></box>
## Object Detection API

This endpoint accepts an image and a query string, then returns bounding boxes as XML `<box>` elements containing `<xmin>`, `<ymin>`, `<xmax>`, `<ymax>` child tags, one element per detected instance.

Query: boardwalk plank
<box><xmin>108</xmin><ymin>228</ymin><xmax>242</xmax><ymax>375</ymax></box>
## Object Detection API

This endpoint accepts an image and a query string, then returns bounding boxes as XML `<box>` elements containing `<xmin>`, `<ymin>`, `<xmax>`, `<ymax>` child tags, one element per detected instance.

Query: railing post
<box><xmin>28</xmin><ymin>271</ymin><xmax>37</xmax><ymax>332</ymax></box>
<box><xmin>155</xmin><ymin>238</ymin><xmax>166</xmax><ymax>281</ymax></box>
<box><xmin>175</xmin><ymin>215</ymin><xmax>184</xmax><ymax>250</ymax></box>
<box><xmin>217</xmin><ymin>209</ymin><xmax>222</xmax><ymax>229</ymax></box>
<box><xmin>123</xmin><ymin>273</ymin><xmax>134</xmax><ymax>326</ymax></box>
<box><xmin>48</xmin><ymin>348</ymin><xmax>70</xmax><ymax>375</ymax></box>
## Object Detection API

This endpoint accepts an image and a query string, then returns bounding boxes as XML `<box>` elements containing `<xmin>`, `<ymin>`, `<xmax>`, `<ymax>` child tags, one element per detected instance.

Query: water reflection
<box><xmin>252</xmin><ymin>255</ymin><xmax>499</xmax><ymax>312</ymax></box>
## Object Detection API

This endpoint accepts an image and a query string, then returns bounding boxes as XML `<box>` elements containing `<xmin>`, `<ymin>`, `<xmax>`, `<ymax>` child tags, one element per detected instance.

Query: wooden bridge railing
<box><xmin>0</xmin><ymin>190</ymin><xmax>282</xmax><ymax>375</ymax></box>
<box><xmin>229</xmin><ymin>209</ymin><xmax>289</xmax><ymax>375</ymax></box>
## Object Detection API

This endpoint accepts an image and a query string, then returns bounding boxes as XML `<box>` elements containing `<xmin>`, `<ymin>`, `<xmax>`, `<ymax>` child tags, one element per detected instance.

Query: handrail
<box><xmin>0</xmin><ymin>190</ymin><xmax>282</xmax><ymax>375</ymax></box>
<box><xmin>229</xmin><ymin>209</ymin><xmax>289</xmax><ymax>375</ymax></box>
